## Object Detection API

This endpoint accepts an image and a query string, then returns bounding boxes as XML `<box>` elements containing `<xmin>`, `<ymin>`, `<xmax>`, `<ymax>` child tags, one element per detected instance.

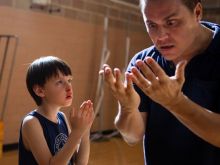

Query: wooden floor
<box><xmin>0</xmin><ymin>137</ymin><xmax>144</xmax><ymax>165</ymax></box>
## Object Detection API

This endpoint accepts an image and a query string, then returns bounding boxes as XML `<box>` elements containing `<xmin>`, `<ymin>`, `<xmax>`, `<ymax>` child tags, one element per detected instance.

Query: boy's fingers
<box><xmin>78</xmin><ymin>101</ymin><xmax>87</xmax><ymax>117</ymax></box>
<box><xmin>80</xmin><ymin>100</ymin><xmax>94</xmax><ymax>117</ymax></box>
<box><xmin>82</xmin><ymin>104</ymin><xmax>90</xmax><ymax>117</ymax></box>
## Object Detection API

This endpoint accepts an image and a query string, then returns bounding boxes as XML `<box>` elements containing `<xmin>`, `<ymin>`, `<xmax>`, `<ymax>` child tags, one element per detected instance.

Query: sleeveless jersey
<box><xmin>19</xmin><ymin>111</ymin><xmax>74</xmax><ymax>165</ymax></box>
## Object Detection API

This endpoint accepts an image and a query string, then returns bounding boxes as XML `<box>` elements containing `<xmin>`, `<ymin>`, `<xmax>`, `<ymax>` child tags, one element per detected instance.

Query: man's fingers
<box><xmin>99</xmin><ymin>64</ymin><xmax>109</xmax><ymax>74</ymax></box>
<box><xmin>100</xmin><ymin>64</ymin><xmax>126</xmax><ymax>94</ymax></box>
<box><xmin>175</xmin><ymin>60</ymin><xmax>187</xmax><ymax>84</ymax></box>
<box><xmin>144</xmin><ymin>57</ymin><xmax>167</xmax><ymax>82</ymax></box>
<box><xmin>114</xmin><ymin>68</ymin><xmax>124</xmax><ymax>89</ymax></box>
<box><xmin>130</xmin><ymin>66</ymin><xmax>151</xmax><ymax>90</ymax></box>
<box><xmin>136</xmin><ymin>60</ymin><xmax>157</xmax><ymax>83</ymax></box>
<box><xmin>100</xmin><ymin>65</ymin><xmax>115</xmax><ymax>85</ymax></box>
<box><xmin>125</xmin><ymin>72</ymin><xmax>133</xmax><ymax>90</ymax></box>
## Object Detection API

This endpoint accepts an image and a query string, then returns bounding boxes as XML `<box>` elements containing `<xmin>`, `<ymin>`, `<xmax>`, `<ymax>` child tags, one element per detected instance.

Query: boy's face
<box><xmin>39</xmin><ymin>71</ymin><xmax>73</xmax><ymax>107</ymax></box>
<box><xmin>143</xmin><ymin>0</ymin><xmax>202</xmax><ymax>63</ymax></box>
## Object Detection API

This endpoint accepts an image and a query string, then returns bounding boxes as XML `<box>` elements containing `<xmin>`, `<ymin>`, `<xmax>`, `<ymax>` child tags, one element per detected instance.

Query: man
<box><xmin>99</xmin><ymin>0</ymin><xmax>220</xmax><ymax>164</ymax></box>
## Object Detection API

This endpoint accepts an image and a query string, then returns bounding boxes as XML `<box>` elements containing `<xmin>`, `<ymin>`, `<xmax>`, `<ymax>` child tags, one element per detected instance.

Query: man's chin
<box><xmin>160</xmin><ymin>52</ymin><xmax>176</xmax><ymax>61</ymax></box>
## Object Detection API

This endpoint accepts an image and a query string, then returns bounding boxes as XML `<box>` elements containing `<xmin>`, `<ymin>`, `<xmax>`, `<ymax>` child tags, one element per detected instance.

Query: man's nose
<box><xmin>157</xmin><ymin>27</ymin><xmax>169</xmax><ymax>41</ymax></box>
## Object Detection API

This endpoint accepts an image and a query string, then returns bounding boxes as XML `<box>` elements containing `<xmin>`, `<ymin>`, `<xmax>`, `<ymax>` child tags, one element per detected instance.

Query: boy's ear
<box><xmin>33</xmin><ymin>85</ymin><xmax>45</xmax><ymax>97</ymax></box>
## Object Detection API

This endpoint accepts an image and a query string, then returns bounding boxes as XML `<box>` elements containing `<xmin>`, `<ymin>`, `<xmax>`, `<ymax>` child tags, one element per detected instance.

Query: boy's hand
<box><xmin>70</xmin><ymin>100</ymin><xmax>95</xmax><ymax>136</ymax></box>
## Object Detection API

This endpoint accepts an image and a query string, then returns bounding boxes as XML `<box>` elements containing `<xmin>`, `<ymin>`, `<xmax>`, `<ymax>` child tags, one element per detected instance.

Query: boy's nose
<box><xmin>65</xmin><ymin>82</ymin><xmax>72</xmax><ymax>91</ymax></box>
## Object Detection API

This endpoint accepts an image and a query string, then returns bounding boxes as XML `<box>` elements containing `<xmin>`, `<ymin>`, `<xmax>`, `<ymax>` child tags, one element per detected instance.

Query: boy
<box><xmin>19</xmin><ymin>56</ymin><xmax>94</xmax><ymax>165</ymax></box>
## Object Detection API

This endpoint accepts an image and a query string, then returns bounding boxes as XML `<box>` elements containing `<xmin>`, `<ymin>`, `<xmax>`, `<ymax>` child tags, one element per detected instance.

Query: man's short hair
<box><xmin>140</xmin><ymin>0</ymin><xmax>202</xmax><ymax>12</ymax></box>
<box><xmin>182</xmin><ymin>0</ymin><xmax>201</xmax><ymax>11</ymax></box>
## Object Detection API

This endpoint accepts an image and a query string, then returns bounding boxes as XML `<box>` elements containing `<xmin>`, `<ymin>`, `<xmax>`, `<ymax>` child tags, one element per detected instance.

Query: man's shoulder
<box><xmin>201</xmin><ymin>21</ymin><xmax>220</xmax><ymax>39</ymax></box>
<box><xmin>126</xmin><ymin>46</ymin><xmax>162</xmax><ymax>71</ymax></box>
<box><xmin>201</xmin><ymin>21</ymin><xmax>220</xmax><ymax>28</ymax></box>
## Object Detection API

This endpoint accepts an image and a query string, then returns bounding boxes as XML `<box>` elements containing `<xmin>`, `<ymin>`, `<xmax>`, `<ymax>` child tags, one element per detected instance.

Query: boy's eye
<box><xmin>68</xmin><ymin>78</ymin><xmax>73</xmax><ymax>83</ymax></box>
<box><xmin>56</xmin><ymin>80</ymin><xmax>63</xmax><ymax>85</ymax></box>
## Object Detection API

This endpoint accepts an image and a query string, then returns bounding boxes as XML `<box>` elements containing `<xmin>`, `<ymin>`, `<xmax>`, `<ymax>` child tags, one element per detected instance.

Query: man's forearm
<box><xmin>115</xmin><ymin>106</ymin><xmax>146</xmax><ymax>145</ymax></box>
<box><xmin>166</xmin><ymin>94</ymin><xmax>220</xmax><ymax>147</ymax></box>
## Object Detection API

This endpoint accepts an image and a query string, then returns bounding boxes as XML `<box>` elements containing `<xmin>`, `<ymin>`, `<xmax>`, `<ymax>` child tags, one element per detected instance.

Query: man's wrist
<box><xmin>164</xmin><ymin>92</ymin><xmax>186</xmax><ymax>112</ymax></box>
<box><xmin>119</xmin><ymin>103</ymin><xmax>138</xmax><ymax>113</ymax></box>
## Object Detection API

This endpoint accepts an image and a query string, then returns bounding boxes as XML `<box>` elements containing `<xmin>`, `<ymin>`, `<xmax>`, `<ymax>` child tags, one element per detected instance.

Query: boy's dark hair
<box><xmin>140</xmin><ymin>0</ymin><xmax>202</xmax><ymax>12</ymax></box>
<box><xmin>26</xmin><ymin>56</ymin><xmax>72</xmax><ymax>106</ymax></box>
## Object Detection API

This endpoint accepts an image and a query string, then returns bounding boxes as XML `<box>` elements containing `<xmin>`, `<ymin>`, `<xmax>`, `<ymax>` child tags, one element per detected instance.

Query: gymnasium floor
<box><xmin>0</xmin><ymin>137</ymin><xmax>144</xmax><ymax>165</ymax></box>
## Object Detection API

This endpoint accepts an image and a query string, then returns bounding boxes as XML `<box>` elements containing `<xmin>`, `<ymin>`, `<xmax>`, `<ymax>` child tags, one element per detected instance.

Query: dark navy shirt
<box><xmin>19</xmin><ymin>111</ymin><xmax>73</xmax><ymax>165</ymax></box>
<box><xmin>127</xmin><ymin>22</ymin><xmax>220</xmax><ymax>165</ymax></box>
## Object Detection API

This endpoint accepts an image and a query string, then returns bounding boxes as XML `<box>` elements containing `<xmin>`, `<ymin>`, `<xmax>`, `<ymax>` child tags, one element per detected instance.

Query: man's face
<box><xmin>143</xmin><ymin>0</ymin><xmax>201</xmax><ymax>63</ymax></box>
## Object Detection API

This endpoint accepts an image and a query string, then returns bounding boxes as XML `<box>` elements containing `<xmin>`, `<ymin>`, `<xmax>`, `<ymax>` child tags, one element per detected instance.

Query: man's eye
<box><xmin>167</xmin><ymin>20</ymin><xmax>177</xmax><ymax>27</ymax></box>
<box><xmin>148</xmin><ymin>23</ymin><xmax>157</xmax><ymax>29</ymax></box>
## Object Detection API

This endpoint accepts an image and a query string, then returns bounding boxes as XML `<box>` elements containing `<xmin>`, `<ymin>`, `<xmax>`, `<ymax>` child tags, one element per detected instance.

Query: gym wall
<box><xmin>0</xmin><ymin>4</ymin><xmax>150</xmax><ymax>145</ymax></box>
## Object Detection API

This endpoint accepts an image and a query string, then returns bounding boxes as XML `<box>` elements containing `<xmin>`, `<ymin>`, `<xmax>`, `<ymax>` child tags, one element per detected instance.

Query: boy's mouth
<box><xmin>66</xmin><ymin>93</ymin><xmax>72</xmax><ymax>99</ymax></box>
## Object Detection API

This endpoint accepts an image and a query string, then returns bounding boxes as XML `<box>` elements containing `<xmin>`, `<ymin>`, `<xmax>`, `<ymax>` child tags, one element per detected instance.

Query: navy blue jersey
<box><xmin>19</xmin><ymin>111</ymin><xmax>74</xmax><ymax>165</ymax></box>
<box><xmin>127</xmin><ymin>21</ymin><xmax>220</xmax><ymax>165</ymax></box>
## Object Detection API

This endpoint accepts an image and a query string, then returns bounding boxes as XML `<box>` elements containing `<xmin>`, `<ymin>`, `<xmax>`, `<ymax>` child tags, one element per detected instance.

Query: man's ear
<box><xmin>33</xmin><ymin>85</ymin><xmax>45</xmax><ymax>97</ymax></box>
<box><xmin>194</xmin><ymin>3</ymin><xmax>203</xmax><ymax>22</ymax></box>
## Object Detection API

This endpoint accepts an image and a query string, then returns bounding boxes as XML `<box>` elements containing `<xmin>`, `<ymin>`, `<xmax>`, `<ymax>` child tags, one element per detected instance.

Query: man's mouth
<box><xmin>159</xmin><ymin>45</ymin><xmax>174</xmax><ymax>50</ymax></box>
